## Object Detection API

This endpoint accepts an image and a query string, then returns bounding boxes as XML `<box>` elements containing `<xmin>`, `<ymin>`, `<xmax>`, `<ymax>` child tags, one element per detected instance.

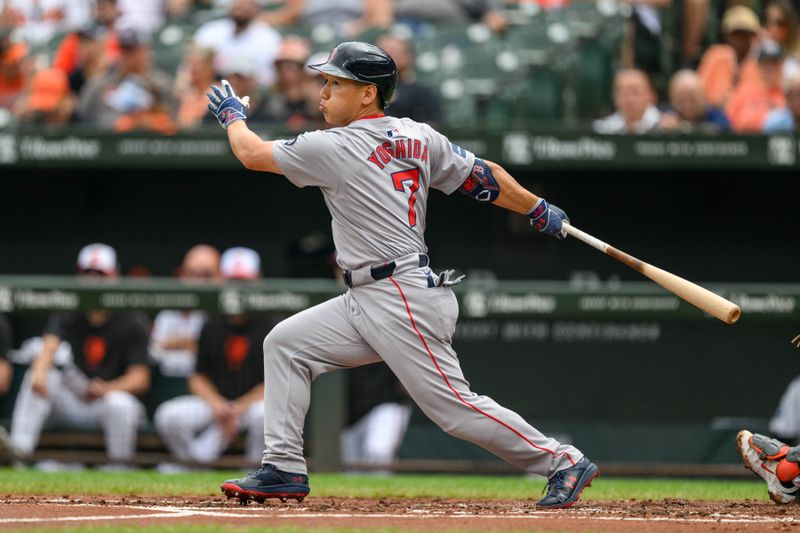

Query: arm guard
<box><xmin>457</xmin><ymin>158</ymin><xmax>500</xmax><ymax>202</ymax></box>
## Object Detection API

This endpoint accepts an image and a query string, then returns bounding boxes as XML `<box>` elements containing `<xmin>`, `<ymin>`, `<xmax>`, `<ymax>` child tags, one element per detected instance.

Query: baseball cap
<box><xmin>759</xmin><ymin>39</ymin><xmax>785</xmax><ymax>62</ymax></box>
<box><xmin>27</xmin><ymin>68</ymin><xmax>69</xmax><ymax>113</ymax></box>
<box><xmin>220</xmin><ymin>247</ymin><xmax>261</xmax><ymax>280</ymax></box>
<box><xmin>77</xmin><ymin>22</ymin><xmax>107</xmax><ymax>41</ymax></box>
<box><xmin>77</xmin><ymin>243</ymin><xmax>118</xmax><ymax>275</ymax></box>
<box><xmin>219</xmin><ymin>54</ymin><xmax>258</xmax><ymax>77</ymax></box>
<box><xmin>721</xmin><ymin>6</ymin><xmax>761</xmax><ymax>35</ymax></box>
<box><xmin>118</xmin><ymin>28</ymin><xmax>150</xmax><ymax>49</ymax></box>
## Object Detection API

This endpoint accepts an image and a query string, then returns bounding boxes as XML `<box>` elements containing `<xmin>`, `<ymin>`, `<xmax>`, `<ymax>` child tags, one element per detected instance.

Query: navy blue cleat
<box><xmin>221</xmin><ymin>463</ymin><xmax>310</xmax><ymax>505</ymax></box>
<box><xmin>536</xmin><ymin>457</ymin><xmax>599</xmax><ymax>509</ymax></box>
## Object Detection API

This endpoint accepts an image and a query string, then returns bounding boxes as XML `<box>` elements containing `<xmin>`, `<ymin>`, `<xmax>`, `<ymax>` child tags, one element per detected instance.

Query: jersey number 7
<box><xmin>391</xmin><ymin>168</ymin><xmax>420</xmax><ymax>227</ymax></box>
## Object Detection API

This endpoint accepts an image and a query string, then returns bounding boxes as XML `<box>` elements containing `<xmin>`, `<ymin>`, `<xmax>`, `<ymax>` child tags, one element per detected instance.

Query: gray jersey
<box><xmin>273</xmin><ymin>116</ymin><xmax>475</xmax><ymax>270</ymax></box>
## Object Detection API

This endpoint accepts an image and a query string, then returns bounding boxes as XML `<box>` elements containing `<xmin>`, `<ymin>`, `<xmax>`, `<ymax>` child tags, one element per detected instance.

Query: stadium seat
<box><xmin>574</xmin><ymin>42</ymin><xmax>614</xmax><ymax>120</ymax></box>
<box><xmin>153</xmin><ymin>22</ymin><xmax>196</xmax><ymax>76</ymax></box>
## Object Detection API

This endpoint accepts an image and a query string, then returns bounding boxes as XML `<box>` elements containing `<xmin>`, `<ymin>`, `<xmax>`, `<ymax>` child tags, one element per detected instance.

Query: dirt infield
<box><xmin>2</xmin><ymin>495</ymin><xmax>800</xmax><ymax>532</ymax></box>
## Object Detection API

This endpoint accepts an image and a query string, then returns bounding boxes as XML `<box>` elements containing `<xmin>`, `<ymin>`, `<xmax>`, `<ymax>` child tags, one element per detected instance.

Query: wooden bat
<box><xmin>563</xmin><ymin>222</ymin><xmax>741</xmax><ymax>324</ymax></box>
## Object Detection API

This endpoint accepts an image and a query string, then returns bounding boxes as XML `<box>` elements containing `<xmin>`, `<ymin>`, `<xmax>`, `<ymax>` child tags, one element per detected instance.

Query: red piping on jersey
<box><xmin>387</xmin><ymin>276</ymin><xmax>575</xmax><ymax>467</ymax></box>
<box><xmin>358</xmin><ymin>114</ymin><xmax>386</xmax><ymax>120</ymax></box>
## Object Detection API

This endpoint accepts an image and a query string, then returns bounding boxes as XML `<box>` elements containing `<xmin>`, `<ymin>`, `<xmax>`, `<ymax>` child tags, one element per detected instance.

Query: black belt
<box><xmin>344</xmin><ymin>254</ymin><xmax>429</xmax><ymax>288</ymax></box>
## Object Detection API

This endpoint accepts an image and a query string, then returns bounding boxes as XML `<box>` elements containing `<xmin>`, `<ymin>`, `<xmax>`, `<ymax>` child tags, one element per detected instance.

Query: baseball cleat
<box><xmin>736</xmin><ymin>430</ymin><xmax>799</xmax><ymax>504</ymax></box>
<box><xmin>220</xmin><ymin>463</ymin><xmax>310</xmax><ymax>504</ymax></box>
<box><xmin>536</xmin><ymin>457</ymin><xmax>599</xmax><ymax>509</ymax></box>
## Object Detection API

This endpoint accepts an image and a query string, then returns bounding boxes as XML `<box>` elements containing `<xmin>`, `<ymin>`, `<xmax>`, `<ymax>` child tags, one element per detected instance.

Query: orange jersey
<box><xmin>726</xmin><ymin>78</ymin><xmax>786</xmax><ymax>132</ymax></box>
<box><xmin>697</xmin><ymin>44</ymin><xmax>760</xmax><ymax>107</ymax></box>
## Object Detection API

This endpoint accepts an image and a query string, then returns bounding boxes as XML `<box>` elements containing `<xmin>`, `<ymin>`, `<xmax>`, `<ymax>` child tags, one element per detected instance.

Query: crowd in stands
<box><xmin>0</xmin><ymin>243</ymin><xmax>411</xmax><ymax>472</ymax></box>
<box><xmin>1</xmin><ymin>0</ymin><xmax>800</xmax><ymax>133</ymax></box>
<box><xmin>0</xmin><ymin>0</ymin><xmax>449</xmax><ymax>132</ymax></box>
<box><xmin>596</xmin><ymin>2</ymin><xmax>800</xmax><ymax>133</ymax></box>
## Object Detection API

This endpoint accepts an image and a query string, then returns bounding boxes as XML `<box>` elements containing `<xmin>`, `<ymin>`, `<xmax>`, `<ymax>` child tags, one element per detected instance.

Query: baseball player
<box><xmin>2</xmin><ymin>244</ymin><xmax>150</xmax><ymax>468</ymax></box>
<box><xmin>737</xmin><ymin>430</ymin><xmax>800</xmax><ymax>503</ymax></box>
<box><xmin>154</xmin><ymin>247</ymin><xmax>272</xmax><ymax>469</ymax></box>
<box><xmin>208</xmin><ymin>41</ymin><xmax>598</xmax><ymax>508</ymax></box>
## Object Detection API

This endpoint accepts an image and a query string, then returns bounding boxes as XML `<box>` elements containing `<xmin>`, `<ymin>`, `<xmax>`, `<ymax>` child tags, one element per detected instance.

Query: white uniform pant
<box><xmin>10</xmin><ymin>368</ymin><xmax>144</xmax><ymax>462</ymax></box>
<box><xmin>154</xmin><ymin>395</ymin><xmax>264</xmax><ymax>464</ymax></box>
<box><xmin>341</xmin><ymin>402</ymin><xmax>412</xmax><ymax>468</ymax></box>
<box><xmin>261</xmin><ymin>267</ymin><xmax>582</xmax><ymax>476</ymax></box>
<box><xmin>770</xmin><ymin>376</ymin><xmax>800</xmax><ymax>439</ymax></box>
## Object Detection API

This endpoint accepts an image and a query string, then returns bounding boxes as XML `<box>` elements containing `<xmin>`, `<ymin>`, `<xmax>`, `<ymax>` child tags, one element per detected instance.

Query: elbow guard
<box><xmin>458</xmin><ymin>158</ymin><xmax>500</xmax><ymax>203</ymax></box>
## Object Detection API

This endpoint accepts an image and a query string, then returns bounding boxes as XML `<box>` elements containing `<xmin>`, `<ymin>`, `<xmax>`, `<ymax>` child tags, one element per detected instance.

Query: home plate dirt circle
<box><xmin>1</xmin><ymin>496</ymin><xmax>798</xmax><ymax>531</ymax></box>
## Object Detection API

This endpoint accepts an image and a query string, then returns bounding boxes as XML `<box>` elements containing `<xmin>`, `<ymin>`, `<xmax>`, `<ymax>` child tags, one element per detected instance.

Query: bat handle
<box><xmin>563</xmin><ymin>222</ymin><xmax>609</xmax><ymax>253</ymax></box>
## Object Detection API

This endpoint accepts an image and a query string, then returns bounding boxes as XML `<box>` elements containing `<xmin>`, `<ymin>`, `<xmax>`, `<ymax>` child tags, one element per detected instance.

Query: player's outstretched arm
<box><xmin>458</xmin><ymin>158</ymin><xmax>569</xmax><ymax>239</ymax></box>
<box><xmin>227</xmin><ymin>121</ymin><xmax>280</xmax><ymax>173</ymax></box>
<box><xmin>207</xmin><ymin>80</ymin><xmax>281</xmax><ymax>174</ymax></box>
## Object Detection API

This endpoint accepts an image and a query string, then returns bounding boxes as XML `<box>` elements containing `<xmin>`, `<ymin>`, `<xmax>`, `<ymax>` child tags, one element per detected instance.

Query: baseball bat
<box><xmin>563</xmin><ymin>222</ymin><xmax>741</xmax><ymax>324</ymax></box>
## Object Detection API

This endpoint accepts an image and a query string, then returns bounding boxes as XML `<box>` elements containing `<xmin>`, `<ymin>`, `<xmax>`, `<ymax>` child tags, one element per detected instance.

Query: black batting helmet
<box><xmin>309</xmin><ymin>41</ymin><xmax>397</xmax><ymax>108</ymax></box>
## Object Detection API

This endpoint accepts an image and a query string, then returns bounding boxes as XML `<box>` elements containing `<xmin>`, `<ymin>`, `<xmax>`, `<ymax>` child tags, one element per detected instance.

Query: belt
<box><xmin>344</xmin><ymin>253</ymin><xmax>429</xmax><ymax>288</ymax></box>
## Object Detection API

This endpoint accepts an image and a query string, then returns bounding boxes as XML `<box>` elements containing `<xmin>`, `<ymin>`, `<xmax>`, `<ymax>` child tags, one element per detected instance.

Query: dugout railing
<box><xmin>0</xmin><ymin>276</ymin><xmax>796</xmax><ymax>474</ymax></box>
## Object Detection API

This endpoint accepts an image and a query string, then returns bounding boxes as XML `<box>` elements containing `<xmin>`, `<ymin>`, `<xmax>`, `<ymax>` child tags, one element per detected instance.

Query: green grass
<box><xmin>0</xmin><ymin>468</ymin><xmax>767</xmax><ymax>501</ymax></box>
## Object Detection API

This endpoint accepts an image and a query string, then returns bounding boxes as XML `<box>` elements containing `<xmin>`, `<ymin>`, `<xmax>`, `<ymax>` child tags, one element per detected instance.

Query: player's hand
<box><xmin>207</xmin><ymin>79</ymin><xmax>250</xmax><ymax>129</ymax></box>
<box><xmin>85</xmin><ymin>378</ymin><xmax>108</xmax><ymax>401</ymax></box>
<box><xmin>211</xmin><ymin>399</ymin><xmax>235</xmax><ymax>423</ymax></box>
<box><xmin>31</xmin><ymin>364</ymin><xmax>49</xmax><ymax>397</ymax></box>
<box><xmin>528</xmin><ymin>198</ymin><xmax>569</xmax><ymax>239</ymax></box>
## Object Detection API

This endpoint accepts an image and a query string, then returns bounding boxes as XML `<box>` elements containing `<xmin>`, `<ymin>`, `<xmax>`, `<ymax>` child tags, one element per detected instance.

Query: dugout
<box><xmin>0</xmin><ymin>128</ymin><xmax>798</xmax><ymax>473</ymax></box>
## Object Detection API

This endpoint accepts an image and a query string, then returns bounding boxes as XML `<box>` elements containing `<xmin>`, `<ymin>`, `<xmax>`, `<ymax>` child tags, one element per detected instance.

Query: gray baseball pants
<box><xmin>261</xmin><ymin>266</ymin><xmax>582</xmax><ymax>476</ymax></box>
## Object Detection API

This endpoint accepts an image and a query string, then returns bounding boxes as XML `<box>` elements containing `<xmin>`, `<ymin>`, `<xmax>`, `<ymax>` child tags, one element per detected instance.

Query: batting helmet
<box><xmin>309</xmin><ymin>41</ymin><xmax>397</xmax><ymax>108</ymax></box>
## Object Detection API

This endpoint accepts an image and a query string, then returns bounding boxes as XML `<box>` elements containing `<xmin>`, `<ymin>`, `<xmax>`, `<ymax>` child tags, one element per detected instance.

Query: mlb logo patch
<box><xmin>387</xmin><ymin>128</ymin><xmax>401</xmax><ymax>138</ymax></box>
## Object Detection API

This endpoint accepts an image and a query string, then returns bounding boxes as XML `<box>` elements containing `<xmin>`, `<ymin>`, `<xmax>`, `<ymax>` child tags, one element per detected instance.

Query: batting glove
<box><xmin>207</xmin><ymin>79</ymin><xmax>250</xmax><ymax>129</ymax></box>
<box><xmin>528</xmin><ymin>198</ymin><xmax>569</xmax><ymax>239</ymax></box>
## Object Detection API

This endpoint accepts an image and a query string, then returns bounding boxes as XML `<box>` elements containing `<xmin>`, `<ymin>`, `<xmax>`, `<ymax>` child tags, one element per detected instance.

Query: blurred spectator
<box><xmin>174</xmin><ymin>45</ymin><xmax>218</xmax><ymax>129</ymax></box>
<box><xmin>593</xmin><ymin>69</ymin><xmax>660</xmax><ymax>134</ymax></box>
<box><xmin>0</xmin><ymin>33</ymin><xmax>29</xmax><ymax>110</ymax></box>
<box><xmin>154</xmin><ymin>247</ymin><xmax>273</xmax><ymax>470</ymax></box>
<box><xmin>391</xmin><ymin>0</ymin><xmax>506</xmax><ymax>33</ymax></box>
<box><xmin>680</xmin><ymin>0</ymin><xmax>710</xmax><ymax>67</ymax></box>
<box><xmin>764</xmin><ymin>72</ymin><xmax>800</xmax><ymax>131</ymax></box>
<box><xmin>263</xmin><ymin>35</ymin><xmax>323</xmax><ymax>130</ymax></box>
<box><xmin>150</xmin><ymin>244</ymin><xmax>221</xmax><ymax>378</ymax></box>
<box><xmin>53</xmin><ymin>23</ymin><xmax>113</xmax><ymax>95</ymax></box>
<box><xmin>193</xmin><ymin>0</ymin><xmax>282</xmax><ymax>87</ymax></box>
<box><xmin>697</xmin><ymin>6</ymin><xmax>761</xmax><ymax>108</ymax></box>
<box><xmin>342</xmin><ymin>363</ymin><xmax>411</xmax><ymax>473</ymax></box>
<box><xmin>2</xmin><ymin>0</ymin><xmax>91</xmax><ymax>46</ymax></box>
<box><xmin>1</xmin><ymin>244</ymin><xmax>151</xmax><ymax>469</ymax></box>
<box><xmin>0</xmin><ymin>314</ymin><xmax>12</xmax><ymax>396</ymax></box>
<box><xmin>14</xmin><ymin>68</ymin><xmax>75</xmax><ymax>125</ymax></box>
<box><xmin>77</xmin><ymin>28</ymin><xmax>175</xmax><ymax>133</ymax></box>
<box><xmin>261</xmin><ymin>0</ymin><xmax>391</xmax><ymax>36</ymax></box>
<box><xmin>658</xmin><ymin>69</ymin><xmax>730</xmax><ymax>132</ymax></box>
<box><xmin>116</xmin><ymin>0</ymin><xmax>165</xmax><ymax>34</ymax></box>
<box><xmin>165</xmin><ymin>0</ymin><xmax>216</xmax><ymax>21</ymax></box>
<box><xmin>214</xmin><ymin>54</ymin><xmax>271</xmax><ymax>123</ymax></box>
<box><xmin>52</xmin><ymin>0</ymin><xmax>124</xmax><ymax>92</ymax></box>
<box><xmin>727</xmin><ymin>39</ymin><xmax>787</xmax><ymax>132</ymax></box>
<box><xmin>619</xmin><ymin>0</ymin><xmax>671</xmax><ymax>73</ymax></box>
<box><xmin>377</xmin><ymin>33</ymin><xmax>441</xmax><ymax>126</ymax></box>
<box><xmin>763</xmin><ymin>0</ymin><xmax>800</xmax><ymax>83</ymax></box>
<box><xmin>300</xmin><ymin>51</ymin><xmax>328</xmax><ymax>127</ymax></box>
